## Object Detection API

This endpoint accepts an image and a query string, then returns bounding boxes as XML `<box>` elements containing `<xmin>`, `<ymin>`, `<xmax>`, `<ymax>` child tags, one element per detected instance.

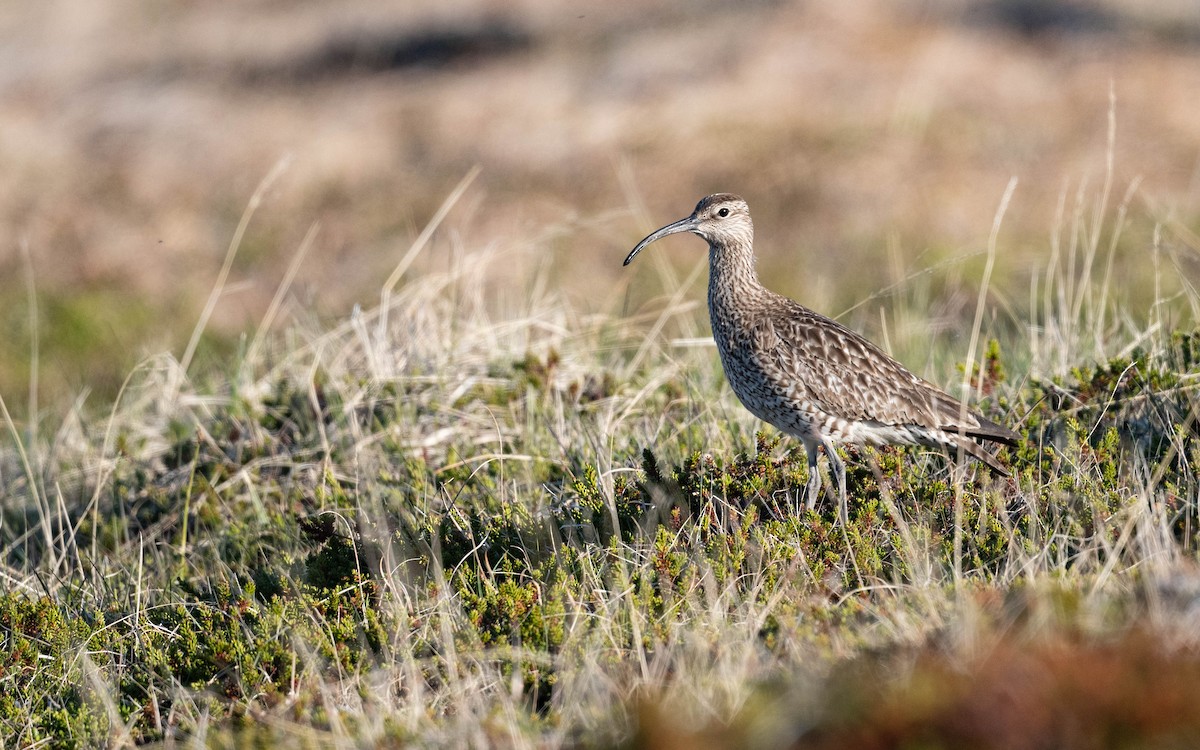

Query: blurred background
<box><xmin>2</xmin><ymin>0</ymin><xmax>1199</xmax><ymax>409</ymax></box>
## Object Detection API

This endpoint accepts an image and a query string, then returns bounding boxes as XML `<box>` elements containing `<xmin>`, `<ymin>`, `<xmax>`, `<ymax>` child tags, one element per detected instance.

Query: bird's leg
<box><xmin>821</xmin><ymin>438</ymin><xmax>848</xmax><ymax>524</ymax></box>
<box><xmin>804</xmin><ymin>441</ymin><xmax>822</xmax><ymax>513</ymax></box>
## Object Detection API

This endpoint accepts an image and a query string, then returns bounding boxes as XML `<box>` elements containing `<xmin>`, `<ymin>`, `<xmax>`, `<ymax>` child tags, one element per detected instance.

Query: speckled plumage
<box><xmin>624</xmin><ymin>194</ymin><xmax>1019</xmax><ymax>522</ymax></box>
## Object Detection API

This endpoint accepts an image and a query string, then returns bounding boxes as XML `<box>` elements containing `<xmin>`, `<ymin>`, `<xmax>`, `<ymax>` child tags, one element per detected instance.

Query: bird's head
<box><xmin>623</xmin><ymin>193</ymin><xmax>753</xmax><ymax>266</ymax></box>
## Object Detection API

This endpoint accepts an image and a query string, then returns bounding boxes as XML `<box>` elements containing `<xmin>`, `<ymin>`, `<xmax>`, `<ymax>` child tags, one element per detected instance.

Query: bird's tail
<box><xmin>964</xmin><ymin>415</ymin><xmax>1021</xmax><ymax>446</ymax></box>
<box><xmin>949</xmin><ymin>434</ymin><xmax>1012</xmax><ymax>477</ymax></box>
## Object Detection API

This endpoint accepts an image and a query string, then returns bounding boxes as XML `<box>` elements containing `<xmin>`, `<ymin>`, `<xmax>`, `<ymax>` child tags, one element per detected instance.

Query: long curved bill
<box><xmin>622</xmin><ymin>215</ymin><xmax>698</xmax><ymax>266</ymax></box>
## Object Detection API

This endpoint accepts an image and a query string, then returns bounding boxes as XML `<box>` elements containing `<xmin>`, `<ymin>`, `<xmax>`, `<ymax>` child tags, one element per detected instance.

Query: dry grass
<box><xmin>3</xmin><ymin>160</ymin><xmax>1200</xmax><ymax>746</ymax></box>
<box><xmin>4</xmin><ymin>0</ymin><xmax>1200</xmax><ymax>404</ymax></box>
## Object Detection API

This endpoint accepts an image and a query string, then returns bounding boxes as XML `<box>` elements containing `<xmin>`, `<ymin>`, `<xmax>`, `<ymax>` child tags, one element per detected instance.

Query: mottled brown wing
<box><xmin>749</xmin><ymin>295</ymin><xmax>990</xmax><ymax>434</ymax></box>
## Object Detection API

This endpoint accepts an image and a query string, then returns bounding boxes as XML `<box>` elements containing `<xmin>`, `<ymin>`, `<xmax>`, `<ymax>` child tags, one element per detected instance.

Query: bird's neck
<box><xmin>707</xmin><ymin>238</ymin><xmax>762</xmax><ymax>311</ymax></box>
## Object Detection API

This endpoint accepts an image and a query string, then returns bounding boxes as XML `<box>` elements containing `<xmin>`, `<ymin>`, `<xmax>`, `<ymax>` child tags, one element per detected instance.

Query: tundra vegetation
<box><xmin>4</xmin><ymin>178</ymin><xmax>1200</xmax><ymax>748</ymax></box>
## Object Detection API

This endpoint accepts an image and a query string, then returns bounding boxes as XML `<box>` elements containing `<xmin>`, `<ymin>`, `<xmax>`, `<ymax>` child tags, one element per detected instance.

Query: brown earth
<box><xmin>2</xmin><ymin>0</ymin><xmax>1199</xmax><ymax>406</ymax></box>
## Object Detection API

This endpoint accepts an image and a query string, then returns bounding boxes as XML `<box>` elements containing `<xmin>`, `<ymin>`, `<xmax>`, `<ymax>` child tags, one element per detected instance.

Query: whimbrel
<box><xmin>624</xmin><ymin>194</ymin><xmax>1019</xmax><ymax>523</ymax></box>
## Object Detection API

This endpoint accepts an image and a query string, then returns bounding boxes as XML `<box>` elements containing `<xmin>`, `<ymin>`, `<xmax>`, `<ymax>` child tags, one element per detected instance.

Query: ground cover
<box><xmin>5</xmin><ymin>177</ymin><xmax>1200</xmax><ymax>748</ymax></box>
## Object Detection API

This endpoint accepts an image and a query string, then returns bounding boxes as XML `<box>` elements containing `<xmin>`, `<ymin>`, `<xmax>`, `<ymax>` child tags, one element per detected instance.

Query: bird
<box><xmin>623</xmin><ymin>194</ymin><xmax>1019</xmax><ymax>523</ymax></box>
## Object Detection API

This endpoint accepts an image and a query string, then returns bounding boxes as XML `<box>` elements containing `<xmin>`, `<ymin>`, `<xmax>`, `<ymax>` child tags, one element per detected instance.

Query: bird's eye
<box><xmin>717</xmin><ymin>207</ymin><xmax>730</xmax><ymax>218</ymax></box>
